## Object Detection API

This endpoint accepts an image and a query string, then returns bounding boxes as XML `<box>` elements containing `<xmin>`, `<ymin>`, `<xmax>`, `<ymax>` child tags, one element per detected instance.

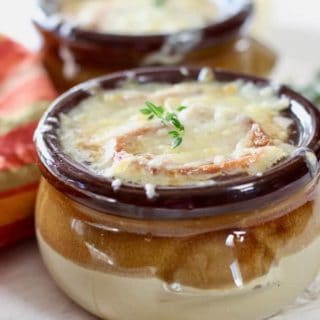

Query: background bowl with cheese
<box><xmin>33</xmin><ymin>0</ymin><xmax>276</xmax><ymax>92</ymax></box>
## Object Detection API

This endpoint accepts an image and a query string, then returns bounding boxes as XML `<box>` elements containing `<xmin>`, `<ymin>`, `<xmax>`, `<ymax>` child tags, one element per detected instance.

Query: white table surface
<box><xmin>0</xmin><ymin>240</ymin><xmax>97</xmax><ymax>320</ymax></box>
<box><xmin>1</xmin><ymin>1</ymin><xmax>320</xmax><ymax>319</ymax></box>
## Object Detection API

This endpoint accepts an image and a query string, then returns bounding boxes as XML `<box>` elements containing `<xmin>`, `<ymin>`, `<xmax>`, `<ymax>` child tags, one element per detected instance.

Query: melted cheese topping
<box><xmin>58</xmin><ymin>79</ymin><xmax>295</xmax><ymax>187</ymax></box>
<box><xmin>59</xmin><ymin>0</ymin><xmax>218</xmax><ymax>35</ymax></box>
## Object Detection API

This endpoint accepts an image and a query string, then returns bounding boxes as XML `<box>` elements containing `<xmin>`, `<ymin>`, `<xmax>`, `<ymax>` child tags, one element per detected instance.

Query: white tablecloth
<box><xmin>0</xmin><ymin>240</ymin><xmax>97</xmax><ymax>320</ymax></box>
<box><xmin>1</xmin><ymin>0</ymin><xmax>320</xmax><ymax>319</ymax></box>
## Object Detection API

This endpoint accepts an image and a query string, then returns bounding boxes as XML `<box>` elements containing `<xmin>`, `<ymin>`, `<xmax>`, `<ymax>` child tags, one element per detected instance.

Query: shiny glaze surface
<box><xmin>36</xmin><ymin>178</ymin><xmax>320</xmax><ymax>320</ymax></box>
<box><xmin>37</xmin><ymin>178</ymin><xmax>320</xmax><ymax>288</ymax></box>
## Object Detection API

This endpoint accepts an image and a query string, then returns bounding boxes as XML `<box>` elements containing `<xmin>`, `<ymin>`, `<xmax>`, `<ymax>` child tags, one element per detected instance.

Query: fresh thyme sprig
<box><xmin>140</xmin><ymin>101</ymin><xmax>187</xmax><ymax>148</ymax></box>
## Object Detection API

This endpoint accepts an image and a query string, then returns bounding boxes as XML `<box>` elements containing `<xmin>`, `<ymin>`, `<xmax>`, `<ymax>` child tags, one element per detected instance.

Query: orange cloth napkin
<box><xmin>0</xmin><ymin>36</ymin><xmax>56</xmax><ymax>248</ymax></box>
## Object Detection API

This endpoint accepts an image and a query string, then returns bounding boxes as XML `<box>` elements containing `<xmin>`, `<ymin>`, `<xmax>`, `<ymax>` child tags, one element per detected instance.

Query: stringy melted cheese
<box><xmin>58</xmin><ymin>79</ymin><xmax>295</xmax><ymax>187</ymax></box>
<box><xmin>59</xmin><ymin>0</ymin><xmax>218</xmax><ymax>35</ymax></box>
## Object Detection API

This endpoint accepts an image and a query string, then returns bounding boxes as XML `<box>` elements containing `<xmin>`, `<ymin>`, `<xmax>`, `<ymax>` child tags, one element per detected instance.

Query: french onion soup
<box><xmin>35</xmin><ymin>68</ymin><xmax>320</xmax><ymax>320</ymax></box>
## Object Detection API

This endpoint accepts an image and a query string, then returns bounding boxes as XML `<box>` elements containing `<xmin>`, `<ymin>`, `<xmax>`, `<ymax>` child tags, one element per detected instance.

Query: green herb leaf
<box><xmin>140</xmin><ymin>108</ymin><xmax>152</xmax><ymax>115</ymax></box>
<box><xmin>177</xmin><ymin>106</ymin><xmax>188</xmax><ymax>112</ymax></box>
<box><xmin>171</xmin><ymin>117</ymin><xmax>184</xmax><ymax>131</ymax></box>
<box><xmin>171</xmin><ymin>136</ymin><xmax>183</xmax><ymax>149</ymax></box>
<box><xmin>140</xmin><ymin>101</ymin><xmax>186</xmax><ymax>148</ymax></box>
<box><xmin>168</xmin><ymin>130</ymin><xmax>179</xmax><ymax>137</ymax></box>
<box><xmin>145</xmin><ymin>101</ymin><xmax>164</xmax><ymax>117</ymax></box>
<box><xmin>165</xmin><ymin>112</ymin><xmax>175</xmax><ymax>122</ymax></box>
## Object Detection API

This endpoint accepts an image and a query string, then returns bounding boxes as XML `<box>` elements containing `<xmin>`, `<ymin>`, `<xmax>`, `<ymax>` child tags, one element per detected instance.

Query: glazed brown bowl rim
<box><xmin>33</xmin><ymin>0</ymin><xmax>253</xmax><ymax>47</ymax></box>
<box><xmin>34</xmin><ymin>67</ymin><xmax>320</xmax><ymax>220</ymax></box>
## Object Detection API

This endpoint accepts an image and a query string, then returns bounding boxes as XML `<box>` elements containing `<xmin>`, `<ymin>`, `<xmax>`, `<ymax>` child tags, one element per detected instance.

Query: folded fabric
<box><xmin>0</xmin><ymin>36</ymin><xmax>56</xmax><ymax>248</ymax></box>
